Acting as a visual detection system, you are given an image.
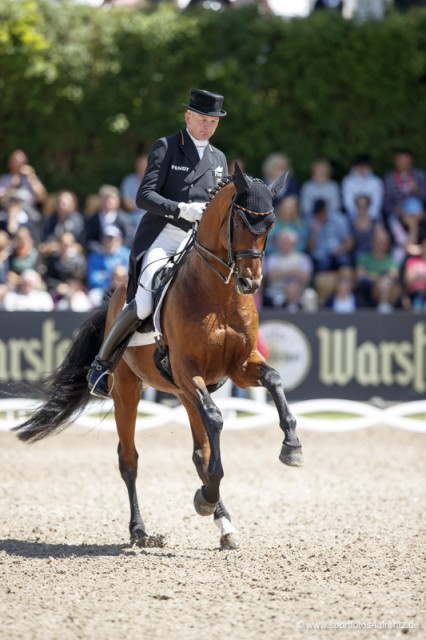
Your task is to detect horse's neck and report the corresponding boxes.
[181,182,238,298]
[196,183,235,258]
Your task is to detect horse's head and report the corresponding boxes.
[196,163,287,294]
[230,162,286,294]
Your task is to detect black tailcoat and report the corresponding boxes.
[127,128,227,300]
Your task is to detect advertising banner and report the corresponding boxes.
[260,310,426,401]
[0,310,424,401]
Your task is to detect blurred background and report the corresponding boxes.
[1,0,425,196]
[1,0,426,402]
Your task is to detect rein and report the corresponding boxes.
[194,196,267,284]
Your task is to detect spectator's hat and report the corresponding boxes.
[402,197,423,215]
[183,89,227,117]
[103,225,122,238]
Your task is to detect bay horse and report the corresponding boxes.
[13,164,303,550]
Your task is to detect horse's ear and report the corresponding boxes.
[268,171,289,198]
[233,161,250,193]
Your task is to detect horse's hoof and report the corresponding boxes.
[130,528,149,547]
[194,488,217,516]
[220,533,240,550]
[279,444,304,467]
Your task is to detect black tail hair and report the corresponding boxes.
[12,305,108,443]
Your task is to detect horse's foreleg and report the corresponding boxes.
[213,498,238,550]
[180,395,239,549]
[112,357,148,546]
[233,354,304,467]
[178,376,224,507]
[192,384,224,507]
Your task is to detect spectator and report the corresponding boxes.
[263,229,313,307]
[41,190,84,247]
[387,196,425,265]
[383,148,426,218]
[307,198,353,272]
[401,237,426,310]
[0,149,47,208]
[0,230,11,302]
[2,269,54,311]
[85,184,133,251]
[109,264,128,294]
[302,287,319,312]
[341,154,384,221]
[280,276,306,313]
[8,227,39,285]
[44,231,87,294]
[266,195,307,256]
[0,189,40,241]
[120,154,148,231]
[324,267,359,313]
[350,194,378,260]
[356,224,400,312]
[54,278,93,312]
[87,225,131,306]
[299,158,341,220]
[262,152,299,203]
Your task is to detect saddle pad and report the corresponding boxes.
[127,278,173,347]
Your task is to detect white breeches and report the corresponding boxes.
[135,223,191,319]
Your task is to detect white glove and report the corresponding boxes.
[178,202,207,223]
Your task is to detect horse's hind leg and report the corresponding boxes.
[112,357,148,546]
[180,395,239,550]
[233,355,304,467]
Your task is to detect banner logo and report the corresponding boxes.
[260,321,311,391]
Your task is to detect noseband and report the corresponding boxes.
[194,196,271,284]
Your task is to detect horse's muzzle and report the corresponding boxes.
[236,276,262,295]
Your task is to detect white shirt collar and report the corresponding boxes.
[186,129,209,158]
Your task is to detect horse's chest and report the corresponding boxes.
[207,324,252,360]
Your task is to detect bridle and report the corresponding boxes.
[194,195,272,284]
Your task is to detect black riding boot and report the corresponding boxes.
[87,300,141,399]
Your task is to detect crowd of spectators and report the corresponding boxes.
[1,146,426,314]
[261,149,426,313]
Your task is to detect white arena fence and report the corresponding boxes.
[1,393,426,433]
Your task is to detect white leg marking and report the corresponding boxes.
[214,516,237,536]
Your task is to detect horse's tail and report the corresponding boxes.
[12,304,108,443]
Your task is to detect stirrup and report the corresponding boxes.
[88,365,115,399]
[89,371,114,400]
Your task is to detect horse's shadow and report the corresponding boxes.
[0,538,130,558]
[0,538,213,559]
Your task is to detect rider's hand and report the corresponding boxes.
[178,202,207,223]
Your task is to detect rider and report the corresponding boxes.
[87,89,228,398]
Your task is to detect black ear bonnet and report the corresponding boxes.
[234,178,275,234]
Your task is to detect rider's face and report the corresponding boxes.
[185,111,219,141]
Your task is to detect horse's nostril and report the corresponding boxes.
[237,277,260,294]
[237,277,249,287]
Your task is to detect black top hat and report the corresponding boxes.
[183,89,227,117]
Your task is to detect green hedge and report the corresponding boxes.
[1,0,426,196]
